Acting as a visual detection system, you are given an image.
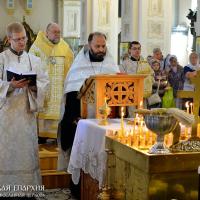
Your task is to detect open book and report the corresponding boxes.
[7,69,37,86]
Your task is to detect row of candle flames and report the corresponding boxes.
[108,102,196,150]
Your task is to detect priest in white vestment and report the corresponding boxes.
[0,22,49,197]
[57,32,119,198]
[57,32,119,173]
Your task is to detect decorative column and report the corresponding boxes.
[80,0,92,45]
[80,0,118,62]
[121,0,172,57]
[139,0,173,57]
[121,0,139,42]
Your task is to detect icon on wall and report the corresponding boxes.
[6,0,15,15]
[25,0,33,14]
[63,1,81,37]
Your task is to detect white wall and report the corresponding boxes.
[121,0,139,42]
[178,0,191,26]
[0,0,57,39]
[80,0,93,45]
[92,0,119,62]
[171,0,193,66]
[138,0,173,57]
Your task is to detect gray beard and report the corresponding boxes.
[48,38,60,44]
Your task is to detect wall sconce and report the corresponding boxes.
[6,0,15,15]
[25,0,33,14]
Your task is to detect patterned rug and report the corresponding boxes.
[36,188,78,200]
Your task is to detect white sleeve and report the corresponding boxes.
[29,55,49,111]
[36,58,49,111]
[0,54,10,108]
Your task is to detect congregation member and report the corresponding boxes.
[152,48,165,70]
[149,59,168,108]
[167,55,185,108]
[182,52,200,110]
[183,52,200,91]
[152,48,171,73]
[29,22,73,143]
[0,22,49,198]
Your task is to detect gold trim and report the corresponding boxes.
[39,132,57,138]
[38,114,59,120]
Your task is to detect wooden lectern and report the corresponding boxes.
[78,74,146,118]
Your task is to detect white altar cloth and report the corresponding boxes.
[67,119,126,187]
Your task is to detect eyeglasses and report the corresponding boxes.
[131,47,141,50]
[11,36,27,43]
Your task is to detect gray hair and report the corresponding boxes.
[46,22,59,32]
[6,22,25,37]
[153,47,161,54]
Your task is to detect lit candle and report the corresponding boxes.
[185,101,189,114]
[198,123,200,137]
[120,106,124,137]
[139,125,146,149]
[144,126,149,147]
[130,128,134,136]
[139,101,143,108]
[125,130,129,145]
[134,114,138,130]
[104,97,107,103]
[133,128,139,147]
[181,123,187,141]
[190,102,193,114]
[148,130,153,147]
[104,97,108,109]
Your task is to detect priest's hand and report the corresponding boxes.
[10,78,29,88]
[28,85,37,92]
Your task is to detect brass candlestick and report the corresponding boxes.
[111,189,125,200]
[99,98,111,125]
[97,187,111,200]
[119,107,125,137]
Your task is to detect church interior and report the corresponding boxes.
[1,0,200,200]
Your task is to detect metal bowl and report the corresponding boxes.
[144,114,178,154]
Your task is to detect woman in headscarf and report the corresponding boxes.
[167,55,184,108]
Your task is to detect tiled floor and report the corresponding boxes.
[36,188,78,200]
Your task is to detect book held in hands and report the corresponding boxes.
[7,69,37,86]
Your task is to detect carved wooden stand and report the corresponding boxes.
[78,74,146,119]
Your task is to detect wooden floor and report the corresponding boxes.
[39,143,71,189]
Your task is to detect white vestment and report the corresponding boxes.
[0,49,49,196]
[64,46,119,94]
[57,46,119,171]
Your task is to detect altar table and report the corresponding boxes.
[67,118,127,188]
[68,119,200,200]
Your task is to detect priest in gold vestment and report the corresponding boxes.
[29,22,74,140]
